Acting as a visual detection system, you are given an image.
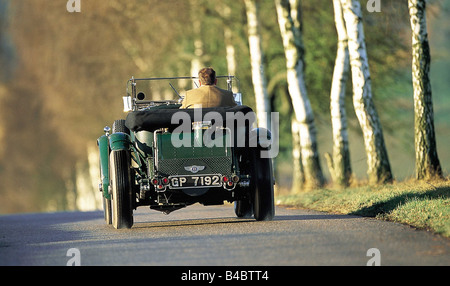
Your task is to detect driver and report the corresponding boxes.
[180,67,237,109]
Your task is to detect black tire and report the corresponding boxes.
[251,149,275,221]
[112,119,129,134]
[234,198,253,218]
[110,150,134,229]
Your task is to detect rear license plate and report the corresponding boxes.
[169,175,222,189]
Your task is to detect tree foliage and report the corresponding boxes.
[0,0,417,213]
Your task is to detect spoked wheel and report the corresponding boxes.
[110,149,134,229]
[250,148,275,221]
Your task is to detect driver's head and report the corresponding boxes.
[198,67,217,86]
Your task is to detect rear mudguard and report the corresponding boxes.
[97,132,131,199]
[109,132,131,152]
[97,134,110,199]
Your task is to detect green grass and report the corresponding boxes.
[276,180,450,238]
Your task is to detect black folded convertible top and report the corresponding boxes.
[125,105,255,132]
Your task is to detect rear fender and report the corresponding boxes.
[109,132,131,151]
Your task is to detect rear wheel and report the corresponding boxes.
[113,119,129,134]
[103,196,112,225]
[110,149,134,229]
[251,149,274,221]
[234,198,253,218]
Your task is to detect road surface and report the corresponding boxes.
[0,204,449,266]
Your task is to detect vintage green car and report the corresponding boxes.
[97,76,275,229]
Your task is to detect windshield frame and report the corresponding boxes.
[124,76,241,112]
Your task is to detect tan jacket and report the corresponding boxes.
[180,85,237,109]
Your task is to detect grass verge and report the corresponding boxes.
[276,179,450,238]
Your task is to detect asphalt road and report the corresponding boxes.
[0,204,449,266]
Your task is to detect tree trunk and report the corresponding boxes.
[75,143,103,211]
[190,0,204,87]
[244,0,271,129]
[408,0,442,180]
[275,0,324,189]
[327,0,351,187]
[221,2,240,95]
[222,3,235,75]
[291,119,305,192]
[340,0,392,184]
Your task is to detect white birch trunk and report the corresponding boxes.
[408,0,442,179]
[275,0,324,189]
[75,144,102,211]
[190,0,204,87]
[223,4,236,75]
[291,119,305,192]
[225,26,236,77]
[222,2,239,94]
[340,0,392,184]
[244,0,270,129]
[327,0,351,187]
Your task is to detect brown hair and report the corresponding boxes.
[198,67,216,85]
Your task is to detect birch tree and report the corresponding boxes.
[325,0,351,187]
[340,0,392,184]
[222,2,236,77]
[291,118,305,191]
[275,0,324,189]
[408,0,442,179]
[244,0,270,129]
[190,0,205,85]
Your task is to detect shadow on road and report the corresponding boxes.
[131,213,355,229]
[132,217,253,229]
[274,214,355,221]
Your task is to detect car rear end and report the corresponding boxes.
[151,124,239,197]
